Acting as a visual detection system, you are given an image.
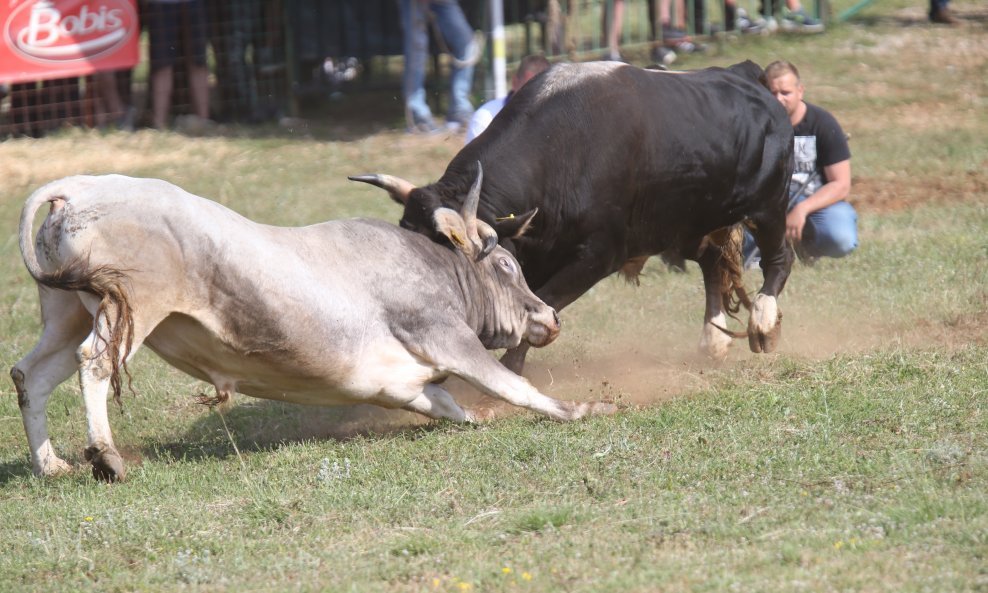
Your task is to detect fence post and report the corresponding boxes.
[283,0,299,118]
[491,0,508,99]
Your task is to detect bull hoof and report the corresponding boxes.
[464,407,498,423]
[749,321,782,353]
[570,400,620,420]
[37,456,73,478]
[748,294,782,354]
[84,444,126,483]
[587,401,619,417]
[700,316,733,361]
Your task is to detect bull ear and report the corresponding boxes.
[494,208,538,239]
[347,173,416,205]
[433,207,476,258]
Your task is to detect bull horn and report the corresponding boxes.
[476,220,499,260]
[347,173,416,205]
[460,162,496,260]
[461,161,483,236]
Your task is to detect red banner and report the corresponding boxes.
[1,0,139,84]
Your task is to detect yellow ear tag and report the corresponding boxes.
[449,230,466,247]
[495,213,516,222]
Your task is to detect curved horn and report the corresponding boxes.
[461,161,483,238]
[347,174,416,205]
[476,220,499,260]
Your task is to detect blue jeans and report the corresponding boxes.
[399,0,475,125]
[930,0,950,16]
[745,193,858,263]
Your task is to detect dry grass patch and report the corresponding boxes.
[0,130,243,191]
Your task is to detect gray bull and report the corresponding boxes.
[11,171,614,482]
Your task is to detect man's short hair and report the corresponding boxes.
[516,54,551,80]
[764,60,801,83]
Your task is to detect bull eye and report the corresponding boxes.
[498,256,516,275]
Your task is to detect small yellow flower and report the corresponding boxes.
[800,490,809,497]
[84,516,94,522]
[833,540,844,550]
[521,572,533,581]
[457,583,473,591]
[433,578,441,588]
[502,567,512,574]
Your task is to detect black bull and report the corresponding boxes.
[351,60,795,372]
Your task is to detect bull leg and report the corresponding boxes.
[445,334,616,421]
[11,288,91,477]
[77,326,126,482]
[401,383,472,422]
[748,218,792,353]
[502,238,622,374]
[693,232,740,361]
[76,298,159,482]
[499,343,531,375]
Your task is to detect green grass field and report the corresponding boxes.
[1,3,986,591]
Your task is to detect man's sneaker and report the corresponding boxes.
[174,114,217,135]
[650,45,677,67]
[108,106,136,132]
[930,6,960,25]
[445,111,473,133]
[661,25,689,41]
[781,8,825,33]
[669,39,706,54]
[735,8,767,34]
[660,26,693,49]
[407,117,442,135]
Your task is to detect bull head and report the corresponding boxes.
[349,162,499,261]
[433,163,499,261]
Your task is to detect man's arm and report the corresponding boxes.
[465,109,495,144]
[786,158,851,242]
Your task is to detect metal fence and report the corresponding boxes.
[1,0,292,136]
[0,0,822,138]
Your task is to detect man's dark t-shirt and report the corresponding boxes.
[791,102,850,197]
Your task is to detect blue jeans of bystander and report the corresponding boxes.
[399,0,475,127]
[744,193,858,266]
[791,193,858,258]
[929,0,950,17]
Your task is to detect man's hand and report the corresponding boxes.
[786,159,851,244]
[786,204,809,242]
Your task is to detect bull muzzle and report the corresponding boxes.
[526,307,560,348]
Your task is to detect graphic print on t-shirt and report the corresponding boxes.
[791,135,821,197]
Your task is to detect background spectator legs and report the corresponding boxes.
[210,0,263,123]
[399,0,475,132]
[148,0,211,130]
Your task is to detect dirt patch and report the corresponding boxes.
[852,170,988,214]
[180,299,988,449]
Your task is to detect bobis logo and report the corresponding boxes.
[4,0,138,63]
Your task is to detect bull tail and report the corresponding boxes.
[719,224,752,321]
[19,185,136,407]
[18,183,62,285]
